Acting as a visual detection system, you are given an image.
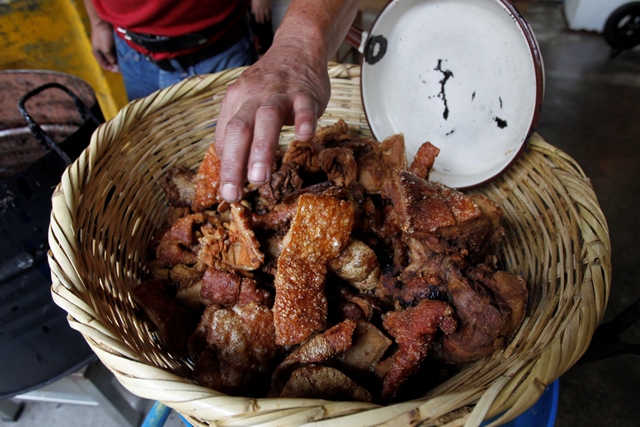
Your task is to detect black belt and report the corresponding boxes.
[117,2,246,53]
[150,22,249,72]
[116,3,249,72]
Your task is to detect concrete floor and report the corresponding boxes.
[522,2,640,427]
[2,1,639,426]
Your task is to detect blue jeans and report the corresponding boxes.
[114,32,256,100]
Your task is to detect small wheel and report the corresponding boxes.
[603,2,640,50]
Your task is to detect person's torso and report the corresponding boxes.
[93,0,244,37]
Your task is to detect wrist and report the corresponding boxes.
[272,20,331,68]
[91,17,112,31]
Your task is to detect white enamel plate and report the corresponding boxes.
[358,0,544,188]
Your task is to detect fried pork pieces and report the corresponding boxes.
[136,120,528,403]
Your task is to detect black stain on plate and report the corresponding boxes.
[471,91,476,101]
[494,117,508,129]
[499,97,503,109]
[446,129,455,136]
[434,59,454,120]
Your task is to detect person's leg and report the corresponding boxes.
[113,35,162,100]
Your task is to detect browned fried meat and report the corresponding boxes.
[155,213,207,267]
[409,141,440,180]
[272,194,355,346]
[328,238,381,292]
[257,162,304,209]
[139,121,529,403]
[379,133,408,172]
[280,365,372,401]
[132,280,199,357]
[251,201,298,232]
[354,133,407,194]
[269,319,357,396]
[383,170,504,261]
[376,299,457,401]
[170,263,206,310]
[219,202,264,270]
[192,144,222,212]
[435,261,528,364]
[199,267,272,307]
[318,147,358,187]
[193,302,279,396]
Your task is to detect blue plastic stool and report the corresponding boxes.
[484,379,559,427]
[142,401,192,427]
[142,379,559,427]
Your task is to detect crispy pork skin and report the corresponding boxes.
[409,141,440,180]
[280,365,372,402]
[193,302,278,396]
[140,122,530,402]
[272,194,355,346]
[192,144,221,212]
[269,319,357,396]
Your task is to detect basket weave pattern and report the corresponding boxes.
[48,64,611,426]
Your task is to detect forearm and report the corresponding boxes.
[83,0,106,27]
[83,0,119,72]
[273,0,360,64]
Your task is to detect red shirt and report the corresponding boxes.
[93,0,246,59]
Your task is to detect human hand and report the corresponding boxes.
[91,21,120,73]
[214,38,330,202]
[251,0,272,24]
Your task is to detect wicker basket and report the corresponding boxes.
[48,64,611,427]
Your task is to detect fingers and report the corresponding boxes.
[217,93,320,202]
[217,95,290,201]
[218,104,257,202]
[215,55,331,203]
[247,96,290,184]
[94,50,120,73]
[102,50,120,73]
[292,95,319,142]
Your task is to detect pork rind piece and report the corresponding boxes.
[269,319,357,396]
[328,238,381,292]
[193,302,278,396]
[409,141,440,180]
[273,194,355,346]
[339,321,392,374]
[199,267,272,307]
[280,365,372,402]
[220,202,264,270]
[192,144,221,212]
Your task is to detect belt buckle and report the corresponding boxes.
[116,27,131,41]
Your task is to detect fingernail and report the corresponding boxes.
[299,122,313,136]
[221,183,240,201]
[248,162,268,183]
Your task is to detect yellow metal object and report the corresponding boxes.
[0,0,127,119]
